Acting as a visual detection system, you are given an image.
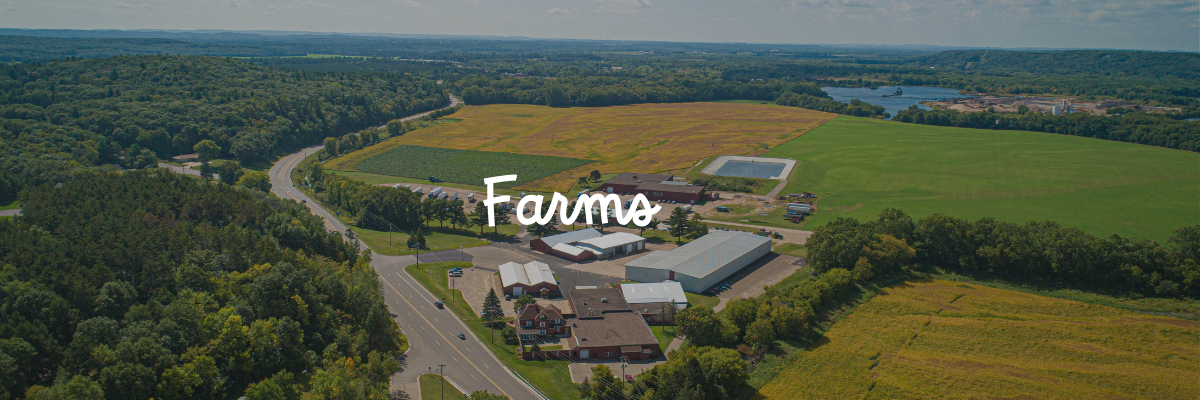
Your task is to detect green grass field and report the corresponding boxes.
[357,145,594,189]
[738,116,1199,242]
[326,170,525,196]
[406,262,579,400]
[649,325,679,351]
[0,200,19,210]
[420,374,468,400]
[351,221,519,256]
[685,292,720,309]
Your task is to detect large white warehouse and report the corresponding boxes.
[624,231,772,293]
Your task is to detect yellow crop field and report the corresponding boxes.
[756,280,1200,400]
[329,103,835,191]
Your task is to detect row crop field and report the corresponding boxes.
[756,279,1200,399]
[356,145,593,188]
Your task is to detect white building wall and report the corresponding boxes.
[678,240,772,292]
[625,266,671,283]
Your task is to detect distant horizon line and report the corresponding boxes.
[1,27,1192,53]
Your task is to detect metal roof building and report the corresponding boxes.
[499,261,559,296]
[619,281,687,305]
[624,231,771,293]
[575,232,647,259]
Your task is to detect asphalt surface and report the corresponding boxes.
[269,96,542,400]
[157,163,218,180]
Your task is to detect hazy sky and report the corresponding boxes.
[4,0,1198,51]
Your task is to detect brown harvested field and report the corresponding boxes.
[329,102,835,191]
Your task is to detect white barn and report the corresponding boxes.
[624,231,771,293]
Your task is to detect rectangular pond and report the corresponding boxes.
[713,160,788,179]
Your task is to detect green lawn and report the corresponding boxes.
[351,226,492,256]
[649,325,679,351]
[0,200,19,210]
[327,170,524,196]
[406,262,580,400]
[772,243,807,258]
[685,292,719,309]
[733,116,1200,242]
[420,374,468,400]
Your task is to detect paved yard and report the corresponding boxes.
[713,253,807,311]
[568,357,667,383]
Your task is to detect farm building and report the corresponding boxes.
[531,228,601,252]
[499,261,559,297]
[564,288,661,360]
[624,231,772,293]
[619,281,688,323]
[596,172,711,203]
[574,232,647,259]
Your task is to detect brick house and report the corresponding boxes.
[514,304,568,341]
[563,288,662,361]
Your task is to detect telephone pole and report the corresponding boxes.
[437,364,447,400]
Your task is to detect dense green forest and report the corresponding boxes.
[0,36,283,62]
[0,55,448,202]
[454,75,827,107]
[893,106,1200,151]
[909,49,1200,80]
[0,171,403,399]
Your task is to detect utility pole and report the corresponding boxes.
[620,356,629,388]
[437,364,447,400]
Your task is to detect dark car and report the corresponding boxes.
[434,301,444,309]
[458,333,466,340]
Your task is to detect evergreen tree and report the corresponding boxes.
[667,207,690,242]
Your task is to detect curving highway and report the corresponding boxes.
[268,95,543,400]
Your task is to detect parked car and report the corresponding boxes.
[505,294,511,301]
[716,206,730,212]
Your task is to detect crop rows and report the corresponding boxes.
[357,145,593,188]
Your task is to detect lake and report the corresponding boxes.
[821,86,974,118]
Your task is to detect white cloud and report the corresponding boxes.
[547,7,572,15]
[222,0,252,9]
[595,0,653,14]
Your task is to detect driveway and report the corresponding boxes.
[0,209,19,217]
[713,253,807,311]
[568,357,667,383]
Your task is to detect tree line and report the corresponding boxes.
[774,91,888,117]
[893,106,1200,152]
[454,75,827,108]
[0,54,449,203]
[806,209,1200,299]
[0,170,406,399]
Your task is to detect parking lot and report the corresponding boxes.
[458,244,623,316]
[710,253,807,311]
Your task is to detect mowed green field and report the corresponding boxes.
[758,116,1199,242]
[356,145,593,188]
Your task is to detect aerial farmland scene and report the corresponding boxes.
[0,2,1197,400]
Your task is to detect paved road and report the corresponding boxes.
[269,96,542,400]
[158,163,218,180]
[0,209,20,217]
